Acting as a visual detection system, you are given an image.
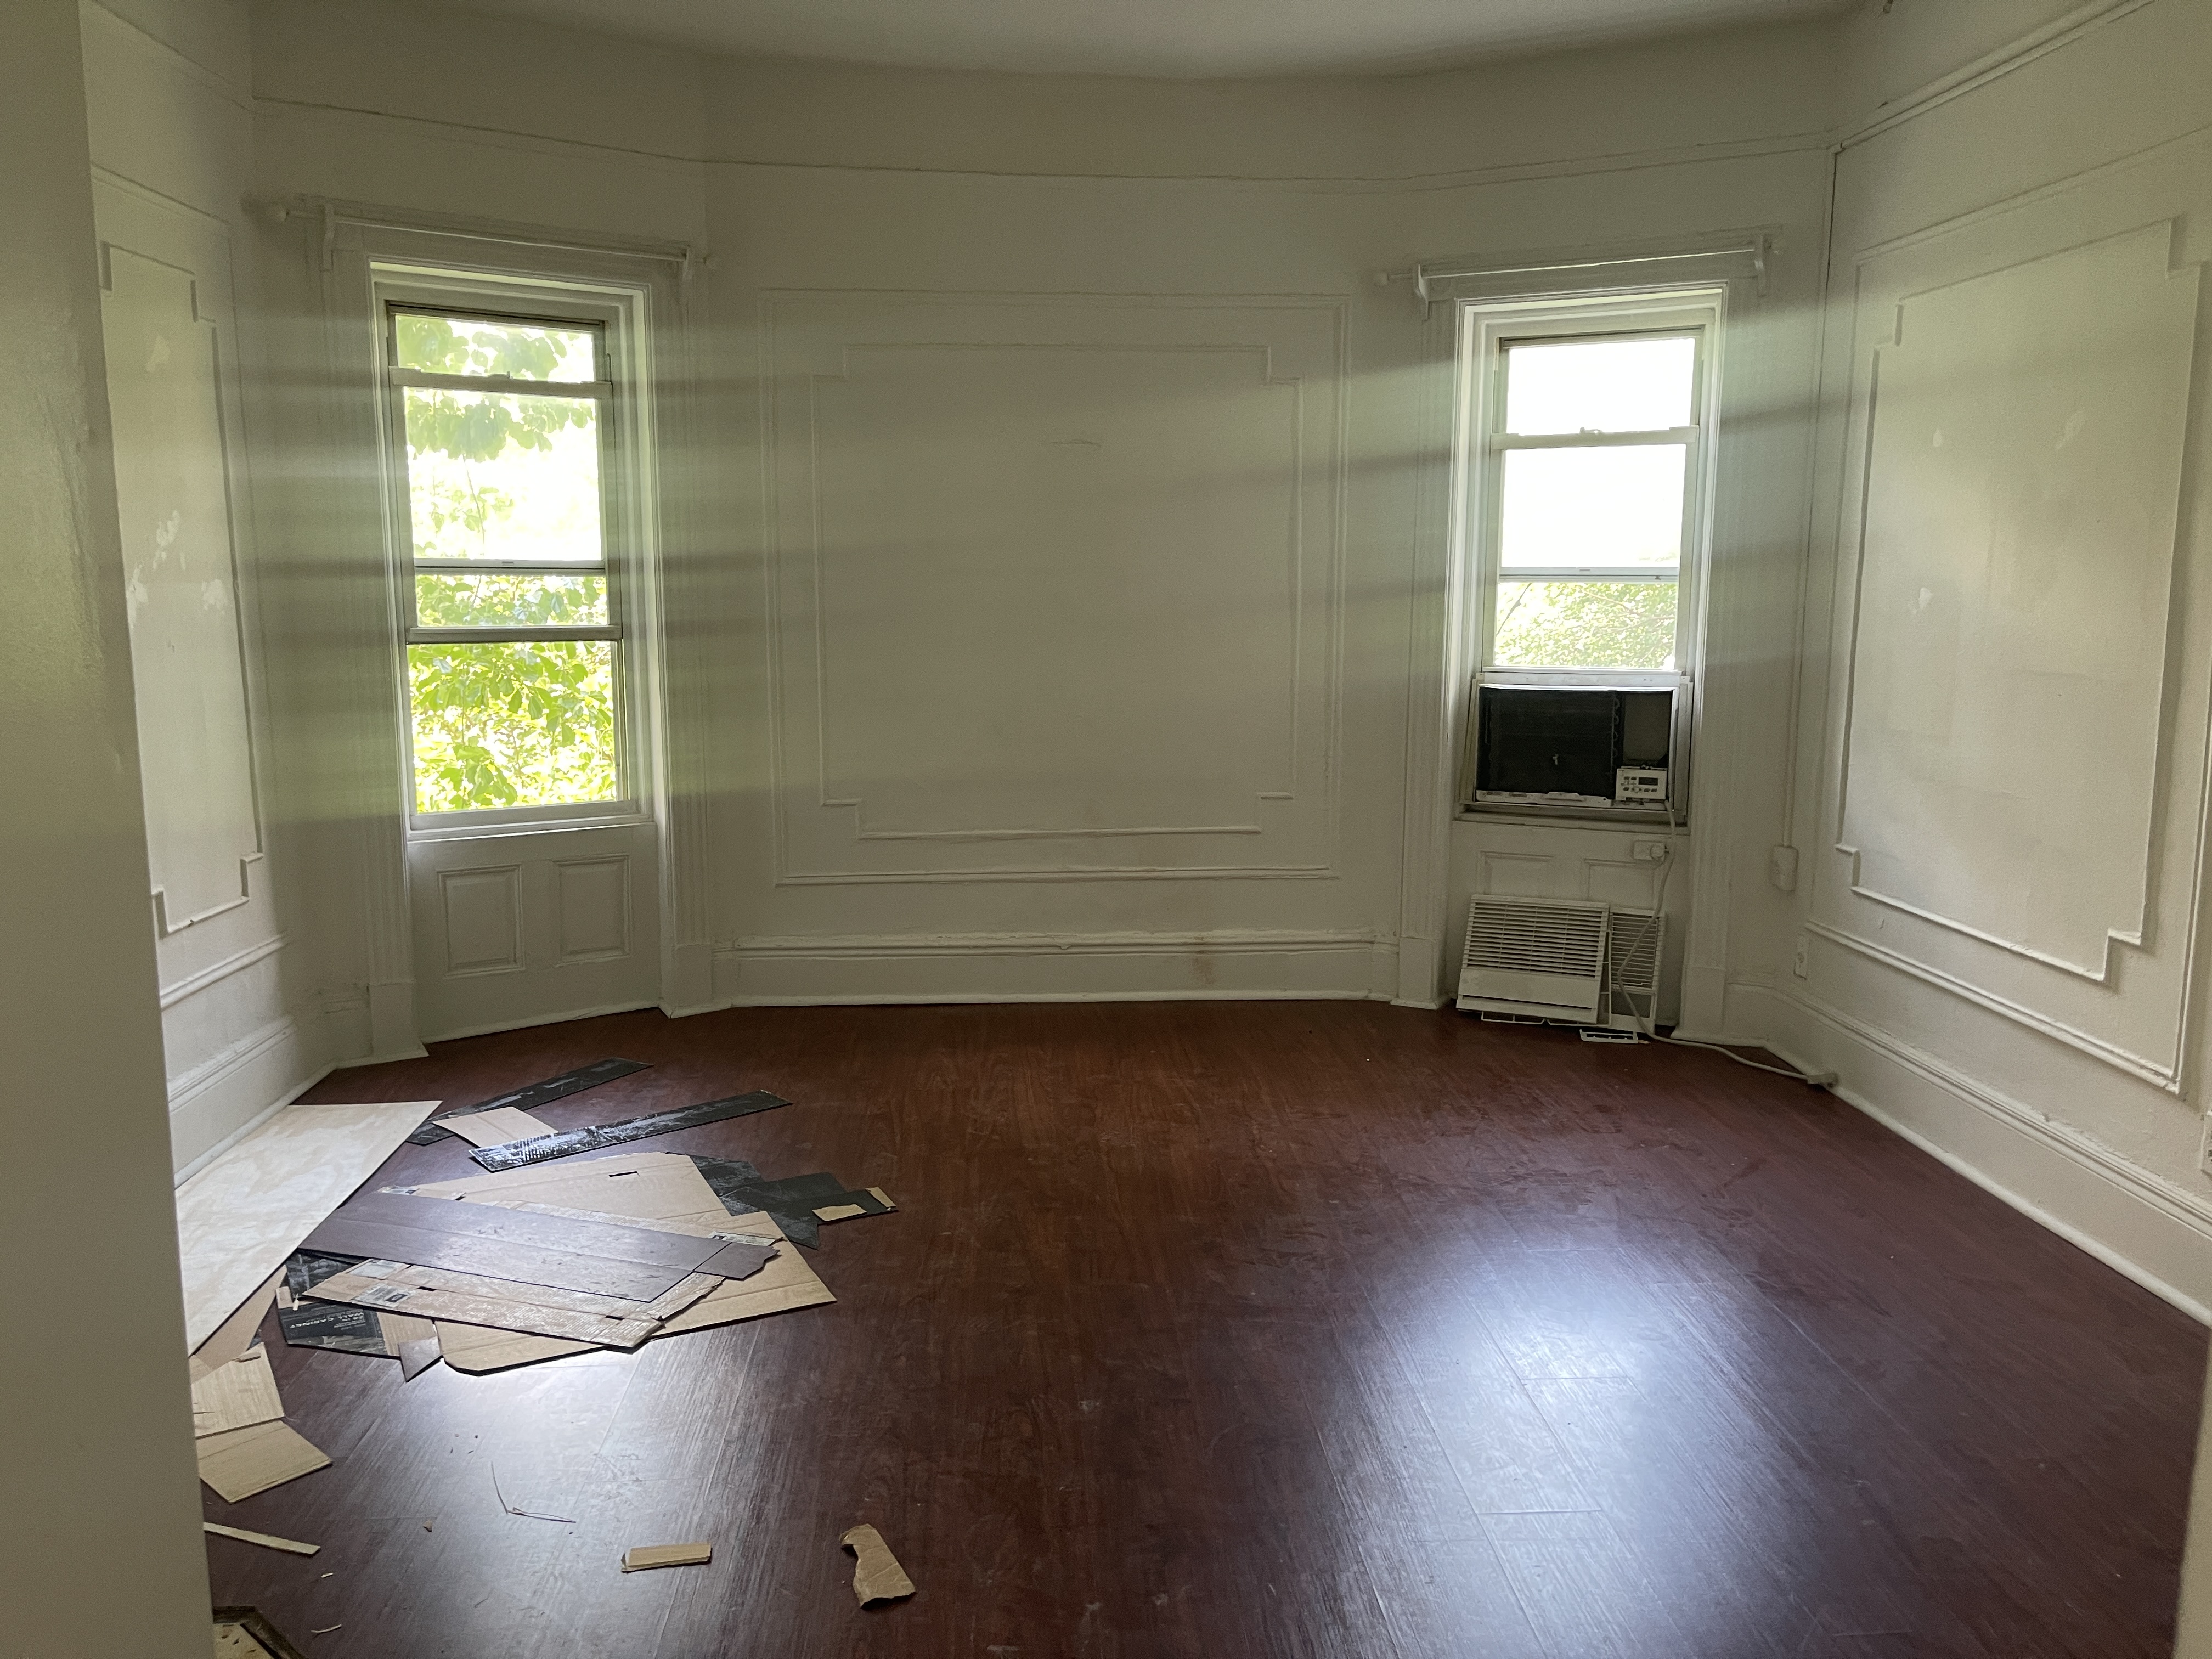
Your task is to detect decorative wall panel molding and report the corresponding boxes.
[1836,222,2198,978]
[763,292,1346,884]
[1814,135,2212,1089]
[438,866,523,977]
[556,855,631,961]
[99,243,266,935]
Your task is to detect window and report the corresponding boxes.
[381,297,631,819]
[1466,295,1718,681]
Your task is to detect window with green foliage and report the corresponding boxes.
[386,305,624,815]
[1481,329,1703,673]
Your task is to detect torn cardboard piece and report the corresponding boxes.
[192,1347,285,1438]
[177,1099,440,1352]
[812,1187,897,1223]
[398,1337,441,1381]
[840,1525,916,1606]
[190,1270,284,1381]
[198,1420,331,1503]
[205,1522,319,1556]
[406,1058,649,1144]
[441,1107,557,1149]
[621,1542,713,1572]
[469,1090,790,1173]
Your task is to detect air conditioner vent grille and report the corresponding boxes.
[1463,899,1607,977]
[1607,907,1663,995]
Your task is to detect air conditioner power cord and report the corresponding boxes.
[1617,801,1836,1087]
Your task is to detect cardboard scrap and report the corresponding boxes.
[191,1347,285,1438]
[840,1525,915,1606]
[441,1107,557,1149]
[409,1156,833,1374]
[398,1338,441,1381]
[620,1542,713,1572]
[814,1187,897,1223]
[198,1420,330,1503]
[205,1522,319,1556]
[379,1311,439,1355]
[190,1271,283,1381]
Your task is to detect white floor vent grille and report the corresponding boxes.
[1456,896,1609,1023]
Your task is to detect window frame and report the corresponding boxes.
[369,267,651,833]
[1452,286,1726,820]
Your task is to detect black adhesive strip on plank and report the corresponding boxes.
[277,1300,388,1356]
[300,1189,731,1301]
[469,1090,791,1173]
[407,1058,651,1144]
[689,1156,819,1249]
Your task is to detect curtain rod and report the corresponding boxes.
[1379,238,1766,310]
[267,198,699,277]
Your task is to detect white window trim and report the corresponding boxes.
[1451,285,1728,820]
[368,263,659,836]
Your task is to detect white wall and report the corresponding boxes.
[1747,0,2212,1318]
[83,0,337,1172]
[244,0,1833,1019]
[0,1,212,1647]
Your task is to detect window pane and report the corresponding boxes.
[1504,335,1695,435]
[1499,446,1685,572]
[404,387,603,562]
[416,571,607,628]
[1494,580,1678,670]
[408,640,619,812]
[393,312,597,382]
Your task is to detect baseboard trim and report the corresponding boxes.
[168,1012,335,1182]
[1736,983,2212,1326]
[713,929,1389,1006]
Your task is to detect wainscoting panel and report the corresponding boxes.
[1813,135,2212,1087]
[100,242,262,935]
[763,292,1346,885]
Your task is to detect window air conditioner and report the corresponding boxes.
[1456,896,1609,1024]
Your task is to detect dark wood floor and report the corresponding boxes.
[204,1002,2205,1657]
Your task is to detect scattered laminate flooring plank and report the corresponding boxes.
[205,1522,320,1556]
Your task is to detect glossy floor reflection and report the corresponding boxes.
[203,1002,2204,1657]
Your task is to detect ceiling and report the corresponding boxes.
[448,0,1851,79]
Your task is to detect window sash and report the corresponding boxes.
[1477,320,1706,670]
[385,305,622,647]
[380,295,636,821]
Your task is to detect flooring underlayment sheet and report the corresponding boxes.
[175,1099,438,1351]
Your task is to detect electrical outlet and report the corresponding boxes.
[1632,840,1669,862]
[1792,932,1810,979]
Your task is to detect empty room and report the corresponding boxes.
[10,0,2212,1653]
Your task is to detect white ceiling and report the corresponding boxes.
[449,0,1850,79]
